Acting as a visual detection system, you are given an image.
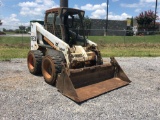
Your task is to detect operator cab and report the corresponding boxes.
[45,8,86,47]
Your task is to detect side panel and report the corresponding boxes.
[31,22,71,68]
[30,23,38,50]
[86,39,97,46]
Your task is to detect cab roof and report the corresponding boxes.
[45,7,85,14]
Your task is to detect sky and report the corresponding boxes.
[0,0,160,29]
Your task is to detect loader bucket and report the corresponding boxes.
[56,57,131,102]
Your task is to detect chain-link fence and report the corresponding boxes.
[0,28,160,45]
[85,29,160,44]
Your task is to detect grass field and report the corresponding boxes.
[88,35,160,57]
[0,35,160,60]
[88,35,160,44]
[0,36,30,60]
[0,36,30,44]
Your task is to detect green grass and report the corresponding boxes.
[0,35,160,60]
[0,47,29,60]
[0,36,30,44]
[100,45,160,57]
[88,35,160,44]
[88,35,160,57]
[0,36,30,60]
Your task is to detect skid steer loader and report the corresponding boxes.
[27,0,131,102]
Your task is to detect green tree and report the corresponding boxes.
[26,26,31,32]
[19,25,26,33]
[131,17,134,27]
[19,25,25,30]
[3,28,6,32]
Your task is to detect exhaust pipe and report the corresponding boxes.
[60,0,68,7]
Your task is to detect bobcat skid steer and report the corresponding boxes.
[27,2,131,102]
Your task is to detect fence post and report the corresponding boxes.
[21,30,23,44]
[124,29,126,44]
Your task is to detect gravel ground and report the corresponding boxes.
[0,57,160,120]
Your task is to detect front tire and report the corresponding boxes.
[42,55,62,85]
[27,50,43,75]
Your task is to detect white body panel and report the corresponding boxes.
[86,39,97,46]
[31,23,39,50]
[30,22,71,67]
[30,22,98,68]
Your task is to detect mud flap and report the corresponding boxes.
[56,57,131,102]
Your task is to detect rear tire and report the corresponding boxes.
[27,50,43,75]
[42,55,62,85]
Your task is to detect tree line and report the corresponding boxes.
[2,25,31,34]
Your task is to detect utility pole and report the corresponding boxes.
[105,0,109,36]
[154,0,158,31]
[0,20,1,25]
[0,1,2,28]
[0,1,2,25]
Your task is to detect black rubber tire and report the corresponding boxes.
[42,55,62,85]
[27,50,43,75]
[90,60,97,66]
